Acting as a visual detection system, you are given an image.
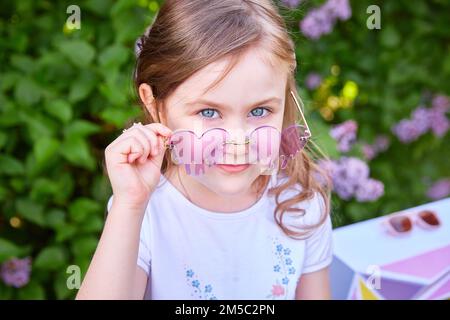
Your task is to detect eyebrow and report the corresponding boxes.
[185,97,282,110]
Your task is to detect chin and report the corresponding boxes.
[200,164,260,196]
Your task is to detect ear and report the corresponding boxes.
[138,83,166,124]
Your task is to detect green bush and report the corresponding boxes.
[0,0,448,299]
[0,0,157,299]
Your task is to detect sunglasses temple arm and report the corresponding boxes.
[290,90,312,138]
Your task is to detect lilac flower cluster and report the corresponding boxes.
[392,94,450,143]
[281,0,302,8]
[362,135,391,161]
[426,178,450,200]
[330,120,358,152]
[305,72,323,90]
[318,157,384,202]
[300,0,352,40]
[0,257,32,288]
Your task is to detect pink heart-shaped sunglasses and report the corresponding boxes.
[161,91,311,175]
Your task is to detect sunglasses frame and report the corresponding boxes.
[381,209,441,236]
[162,90,311,150]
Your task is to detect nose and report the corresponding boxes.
[221,127,251,165]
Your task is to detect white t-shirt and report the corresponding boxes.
[106,173,333,300]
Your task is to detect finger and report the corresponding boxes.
[136,126,159,158]
[108,136,145,164]
[114,126,152,162]
[131,127,153,163]
[144,123,172,137]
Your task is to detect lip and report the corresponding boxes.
[215,164,250,173]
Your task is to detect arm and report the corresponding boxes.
[76,200,148,300]
[295,267,332,300]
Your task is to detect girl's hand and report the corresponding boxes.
[105,122,172,210]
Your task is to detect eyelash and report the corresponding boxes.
[197,107,272,119]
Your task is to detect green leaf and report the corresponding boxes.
[34,247,67,271]
[0,72,20,91]
[100,106,141,127]
[55,224,77,243]
[0,238,27,262]
[44,99,73,123]
[17,281,45,300]
[78,214,104,233]
[10,54,35,73]
[16,198,46,226]
[69,197,102,223]
[58,40,96,68]
[59,137,96,170]
[99,82,127,106]
[44,209,66,229]
[98,44,129,68]
[63,120,101,140]
[380,26,400,48]
[0,284,14,300]
[14,77,41,106]
[30,178,60,202]
[33,137,60,168]
[0,155,25,175]
[71,236,99,259]
[54,271,75,300]
[68,70,97,103]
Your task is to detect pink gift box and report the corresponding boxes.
[330,197,450,300]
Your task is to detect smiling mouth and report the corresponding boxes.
[215,164,250,173]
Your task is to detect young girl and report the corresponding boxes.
[77,0,333,300]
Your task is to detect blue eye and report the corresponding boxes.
[199,108,219,118]
[249,107,270,117]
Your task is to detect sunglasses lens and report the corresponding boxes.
[168,129,227,165]
[389,216,412,233]
[249,126,281,162]
[418,210,440,226]
[279,124,309,168]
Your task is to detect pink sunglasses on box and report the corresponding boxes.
[161,91,311,176]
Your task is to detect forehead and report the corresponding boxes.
[170,47,288,107]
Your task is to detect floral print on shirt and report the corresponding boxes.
[266,236,298,299]
[183,264,218,300]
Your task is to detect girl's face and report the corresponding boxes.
[153,47,287,197]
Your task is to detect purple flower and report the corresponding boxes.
[432,94,450,113]
[300,8,334,40]
[426,178,450,200]
[300,0,352,40]
[323,0,352,21]
[429,107,449,137]
[374,135,390,152]
[362,143,377,161]
[411,106,431,135]
[315,159,336,187]
[355,178,385,202]
[363,135,391,161]
[318,156,383,202]
[338,157,369,183]
[331,157,368,200]
[281,0,302,8]
[333,178,356,200]
[0,257,32,288]
[392,97,449,143]
[392,119,422,143]
[305,72,322,90]
[330,120,358,152]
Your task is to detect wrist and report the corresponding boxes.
[111,196,150,215]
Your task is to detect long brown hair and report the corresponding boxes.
[133,0,333,239]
